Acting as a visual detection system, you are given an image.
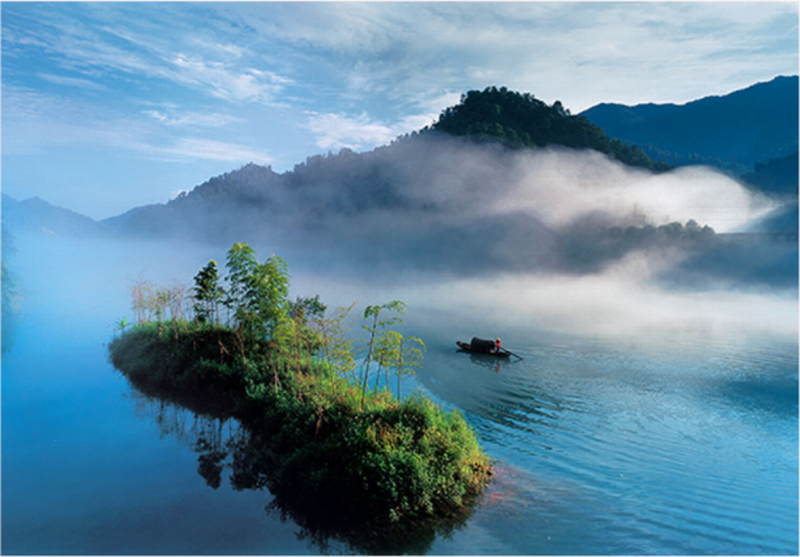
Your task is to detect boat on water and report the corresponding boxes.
[456,337,511,358]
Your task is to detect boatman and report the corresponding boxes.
[495,338,502,353]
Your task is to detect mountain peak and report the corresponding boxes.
[429,86,670,171]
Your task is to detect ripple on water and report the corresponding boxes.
[421,333,798,555]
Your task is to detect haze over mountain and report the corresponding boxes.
[2,195,104,238]
[4,81,796,288]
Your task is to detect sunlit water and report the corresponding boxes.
[3,235,797,554]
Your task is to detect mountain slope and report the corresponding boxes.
[580,75,799,173]
[430,86,670,171]
[740,152,799,197]
[2,194,103,237]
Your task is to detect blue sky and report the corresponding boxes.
[2,2,797,219]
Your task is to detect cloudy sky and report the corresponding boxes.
[2,2,797,219]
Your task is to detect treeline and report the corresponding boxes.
[110,243,491,527]
[740,152,799,198]
[430,86,671,171]
[558,219,717,273]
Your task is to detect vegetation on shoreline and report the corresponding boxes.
[109,242,492,532]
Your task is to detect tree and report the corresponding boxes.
[276,294,328,365]
[130,276,154,325]
[319,302,357,381]
[396,335,425,401]
[193,260,222,324]
[225,243,259,327]
[225,243,290,345]
[372,330,402,394]
[360,301,406,409]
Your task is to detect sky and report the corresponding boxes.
[2,1,798,220]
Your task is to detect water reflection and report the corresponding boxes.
[458,351,524,374]
[419,346,569,451]
[127,387,480,555]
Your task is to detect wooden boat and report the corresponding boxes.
[456,340,511,358]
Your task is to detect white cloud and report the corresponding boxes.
[226,2,796,112]
[2,85,271,165]
[141,108,241,128]
[38,73,107,91]
[305,108,445,152]
[145,137,273,165]
[305,112,397,151]
[4,4,292,106]
[169,53,289,103]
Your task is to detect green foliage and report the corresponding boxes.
[114,316,129,335]
[112,319,492,523]
[193,259,223,324]
[318,302,358,380]
[397,335,426,400]
[431,86,671,172]
[225,242,290,346]
[361,300,407,409]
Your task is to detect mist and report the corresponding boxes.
[6,134,796,354]
[230,136,788,290]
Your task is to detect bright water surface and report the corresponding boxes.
[3,236,797,554]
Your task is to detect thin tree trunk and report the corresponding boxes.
[361,313,379,410]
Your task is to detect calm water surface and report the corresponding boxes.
[3,237,797,554]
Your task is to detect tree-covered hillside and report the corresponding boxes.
[740,152,799,198]
[580,75,799,173]
[430,86,671,172]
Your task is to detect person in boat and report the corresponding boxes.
[494,338,502,354]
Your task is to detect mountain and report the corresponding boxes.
[740,152,799,198]
[104,163,285,240]
[580,75,799,174]
[2,194,103,237]
[430,86,670,171]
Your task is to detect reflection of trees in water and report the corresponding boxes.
[131,394,243,491]
[129,389,479,554]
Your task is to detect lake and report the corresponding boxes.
[2,234,797,554]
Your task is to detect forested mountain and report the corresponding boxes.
[104,86,677,242]
[740,152,799,197]
[430,86,671,171]
[580,75,799,174]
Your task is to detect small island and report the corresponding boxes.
[109,242,492,533]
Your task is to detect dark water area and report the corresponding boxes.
[2,234,797,554]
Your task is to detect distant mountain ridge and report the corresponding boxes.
[2,194,103,237]
[580,75,799,173]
